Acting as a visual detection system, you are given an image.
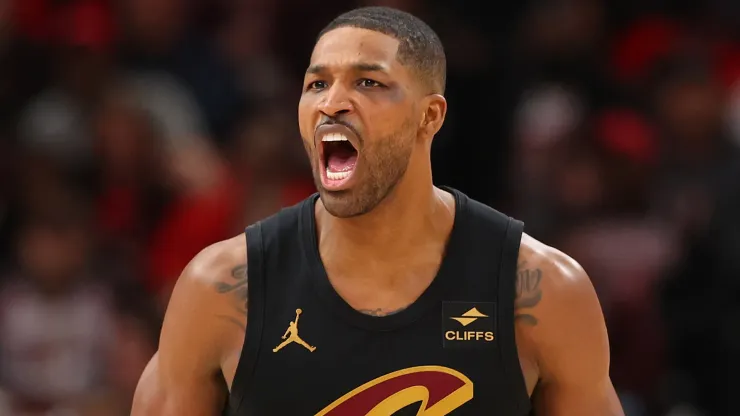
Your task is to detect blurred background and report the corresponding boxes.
[0,0,738,414]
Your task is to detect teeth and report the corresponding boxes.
[322,133,349,142]
[326,169,351,180]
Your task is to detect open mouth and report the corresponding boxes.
[323,134,358,178]
[319,132,359,190]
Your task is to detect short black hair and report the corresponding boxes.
[317,7,446,94]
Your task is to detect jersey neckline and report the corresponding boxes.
[300,186,468,331]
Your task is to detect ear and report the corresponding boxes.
[419,94,447,140]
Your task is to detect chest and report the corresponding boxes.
[221,329,538,404]
[226,285,532,415]
[322,251,448,311]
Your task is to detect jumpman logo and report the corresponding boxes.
[273,308,317,353]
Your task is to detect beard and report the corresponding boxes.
[307,121,415,218]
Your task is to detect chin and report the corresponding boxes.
[318,188,376,218]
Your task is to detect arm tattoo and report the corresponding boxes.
[358,306,408,317]
[515,262,543,326]
[214,264,248,331]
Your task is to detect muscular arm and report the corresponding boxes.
[131,237,248,416]
[516,235,624,416]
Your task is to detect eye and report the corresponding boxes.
[358,79,384,88]
[307,80,327,91]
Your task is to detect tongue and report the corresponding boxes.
[327,147,357,173]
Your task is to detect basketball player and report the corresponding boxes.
[132,7,624,415]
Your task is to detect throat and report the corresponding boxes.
[317,186,455,254]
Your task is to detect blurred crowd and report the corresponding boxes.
[0,0,738,415]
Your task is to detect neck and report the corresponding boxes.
[316,167,453,261]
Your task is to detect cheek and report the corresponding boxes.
[366,130,413,165]
[372,102,415,131]
[367,113,416,144]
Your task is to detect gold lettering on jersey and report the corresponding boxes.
[445,306,494,343]
[445,330,495,342]
[315,366,473,416]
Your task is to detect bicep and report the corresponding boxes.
[132,353,225,416]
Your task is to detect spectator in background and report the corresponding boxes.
[114,0,221,179]
[661,161,740,416]
[17,151,80,227]
[508,84,585,239]
[17,0,115,170]
[120,71,213,159]
[215,0,294,105]
[650,52,740,238]
[546,136,606,227]
[118,0,248,144]
[92,85,170,277]
[145,108,315,305]
[144,139,239,305]
[0,191,115,415]
[557,109,679,414]
[88,81,226,306]
[200,0,298,143]
[657,53,740,416]
[228,109,315,226]
[117,0,189,60]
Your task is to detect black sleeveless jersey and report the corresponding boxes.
[224,188,531,415]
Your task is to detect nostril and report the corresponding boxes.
[320,108,351,118]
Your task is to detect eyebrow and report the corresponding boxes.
[306,62,388,75]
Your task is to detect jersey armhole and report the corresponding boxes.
[226,223,266,414]
[496,218,532,414]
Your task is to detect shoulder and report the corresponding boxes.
[166,232,249,337]
[160,234,249,363]
[187,234,248,275]
[515,233,609,379]
[517,233,594,310]
[176,234,248,292]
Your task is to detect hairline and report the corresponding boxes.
[316,24,444,95]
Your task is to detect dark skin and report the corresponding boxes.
[132,27,623,415]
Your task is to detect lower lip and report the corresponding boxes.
[320,166,357,191]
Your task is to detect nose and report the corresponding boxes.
[319,84,353,117]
